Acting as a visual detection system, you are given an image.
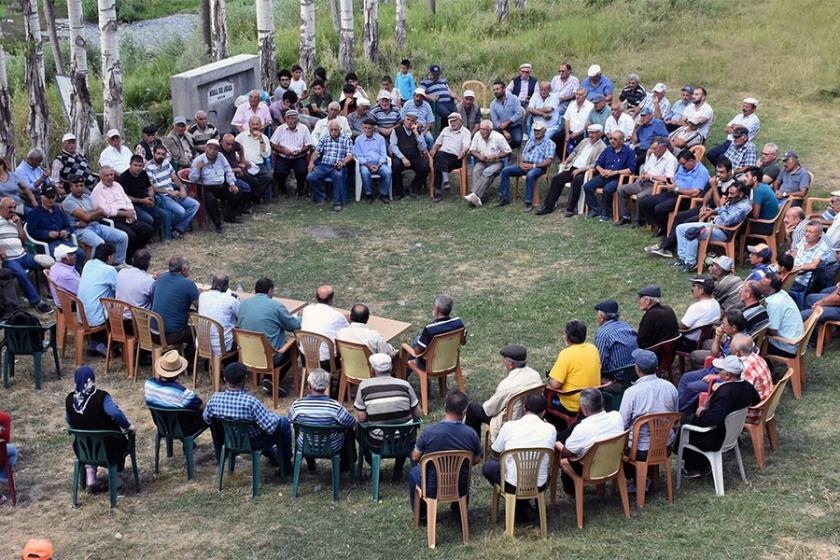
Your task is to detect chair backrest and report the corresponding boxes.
[55,287,89,330]
[503,385,545,422]
[295,330,336,371]
[628,412,680,462]
[68,428,125,466]
[216,418,254,453]
[755,368,793,424]
[0,322,45,354]
[720,408,750,452]
[690,144,706,162]
[358,419,421,458]
[647,335,680,377]
[462,80,488,107]
[101,298,132,343]
[43,269,62,308]
[772,198,793,237]
[683,322,716,348]
[233,328,274,373]
[499,447,552,497]
[131,306,168,349]
[780,271,799,292]
[418,450,473,501]
[336,339,373,383]
[797,306,824,357]
[292,421,346,458]
[581,431,629,481]
[750,324,768,350]
[425,328,465,374]
[148,405,197,439]
[191,312,226,358]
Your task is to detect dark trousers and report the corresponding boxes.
[164,328,196,369]
[542,167,585,211]
[464,401,492,438]
[274,155,308,196]
[112,218,154,263]
[239,167,271,203]
[432,152,462,193]
[392,156,430,197]
[583,174,621,219]
[661,207,701,250]
[639,191,678,233]
[203,184,244,227]
[707,141,731,166]
[482,459,549,493]
[634,147,648,174]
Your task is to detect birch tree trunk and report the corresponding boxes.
[98,0,123,133]
[209,0,230,62]
[495,0,509,22]
[514,0,527,8]
[22,0,50,156]
[43,0,66,74]
[395,0,406,52]
[68,0,93,154]
[363,0,379,65]
[338,0,355,73]
[427,0,436,14]
[299,0,316,76]
[256,0,276,92]
[200,0,212,58]
[329,0,341,34]
[0,26,16,162]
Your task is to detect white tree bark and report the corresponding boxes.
[427,0,436,14]
[209,0,229,61]
[338,0,355,73]
[98,0,123,133]
[329,0,341,34]
[495,0,509,22]
[363,0,379,65]
[22,0,50,156]
[256,0,276,92]
[0,25,16,162]
[43,0,66,74]
[514,0,527,8]
[68,0,93,154]
[299,0,316,76]
[395,0,406,52]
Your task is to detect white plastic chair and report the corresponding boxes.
[24,221,79,256]
[676,407,748,497]
[354,155,393,201]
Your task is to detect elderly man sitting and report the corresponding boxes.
[231,90,272,133]
[430,113,471,202]
[337,304,397,358]
[787,220,837,308]
[773,150,811,201]
[197,273,240,357]
[300,285,350,372]
[307,121,354,212]
[0,197,54,313]
[312,102,352,144]
[593,300,638,377]
[188,139,243,235]
[582,131,635,221]
[48,244,81,304]
[615,136,677,226]
[619,74,646,111]
[354,119,392,204]
[390,113,430,200]
[537,124,606,216]
[270,110,313,198]
[496,122,555,212]
[457,89,481,134]
[464,120,512,207]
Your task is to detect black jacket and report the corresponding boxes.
[686,380,760,450]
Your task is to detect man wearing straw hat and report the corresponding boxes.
[145,349,206,434]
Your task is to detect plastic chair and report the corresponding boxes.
[696,221,746,275]
[676,322,716,374]
[462,80,488,108]
[101,298,136,380]
[751,324,768,351]
[512,167,550,207]
[816,319,840,358]
[68,428,139,508]
[623,412,681,508]
[130,306,179,381]
[490,447,551,537]
[290,421,348,502]
[356,419,421,502]
[235,328,297,409]
[402,328,467,416]
[191,313,237,393]
[148,405,207,480]
[738,198,792,262]
[336,339,373,404]
[24,221,79,256]
[353,155,393,201]
[295,330,337,398]
[665,193,704,237]
[676,407,749,496]
[543,382,610,432]
[0,322,60,390]
[55,287,107,368]
[764,306,822,399]
[483,385,545,459]
[427,155,470,197]
[412,450,473,549]
[780,271,799,293]
[213,418,281,497]
[554,431,631,528]
[42,269,66,350]
[745,369,793,469]
[0,419,15,505]
[177,168,206,229]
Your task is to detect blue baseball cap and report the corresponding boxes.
[632,349,659,374]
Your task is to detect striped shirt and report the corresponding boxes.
[595,319,639,373]
[187,123,220,150]
[0,217,25,260]
[203,388,281,438]
[400,100,435,127]
[354,376,419,424]
[270,124,312,156]
[370,106,402,129]
[144,378,202,410]
[288,395,356,453]
[144,160,177,191]
[420,77,453,104]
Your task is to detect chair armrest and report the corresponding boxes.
[400,343,421,358]
[680,423,715,435]
[688,197,704,209]
[278,336,297,354]
[102,218,115,227]
[765,334,799,347]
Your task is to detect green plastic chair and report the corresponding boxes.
[356,419,421,502]
[601,364,638,411]
[291,422,349,502]
[68,428,139,509]
[213,418,284,498]
[147,405,207,480]
[1,322,60,390]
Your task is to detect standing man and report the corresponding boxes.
[307,120,354,212]
[353,120,392,204]
[496,122,555,212]
[188,139,244,235]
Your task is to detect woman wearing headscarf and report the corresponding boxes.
[65,365,134,487]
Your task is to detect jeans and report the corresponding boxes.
[802,289,840,343]
[0,443,15,481]
[583,175,621,218]
[675,222,728,267]
[134,203,167,230]
[158,195,200,233]
[496,124,523,149]
[75,222,130,264]
[498,165,545,204]
[3,253,43,304]
[251,417,293,467]
[306,163,348,206]
[359,163,392,196]
[677,367,715,413]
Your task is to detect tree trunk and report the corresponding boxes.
[256,0,276,92]
[209,0,229,62]
[427,0,436,14]
[338,0,355,73]
[0,25,16,162]
[68,0,93,154]
[494,0,509,22]
[22,0,50,157]
[42,0,66,74]
[329,0,341,34]
[299,0,316,77]
[395,0,406,52]
[200,0,212,58]
[98,0,123,133]
[514,0,527,8]
[363,0,379,65]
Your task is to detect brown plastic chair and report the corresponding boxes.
[177,168,205,228]
[461,80,488,108]
[816,320,840,357]
[513,168,550,207]
[544,382,612,441]
[554,431,631,528]
[745,368,793,469]
[130,306,180,381]
[234,328,298,409]
[401,328,466,415]
[483,385,545,459]
[665,193,704,237]
[647,335,681,384]
[764,306,822,399]
[100,298,136,380]
[738,198,792,262]
[294,330,337,398]
[190,313,238,393]
[54,288,107,368]
[696,221,746,275]
[490,447,551,537]
[412,450,473,549]
[676,322,716,375]
[779,271,799,293]
[427,155,470,197]
[335,339,373,404]
[804,196,831,219]
[751,325,768,351]
[42,269,67,352]
[623,412,681,508]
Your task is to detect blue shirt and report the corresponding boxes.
[667,99,691,122]
[420,77,452,104]
[490,91,522,128]
[596,144,636,172]
[238,293,301,349]
[77,259,117,327]
[521,137,556,164]
[25,205,74,242]
[401,100,435,127]
[752,182,780,221]
[14,160,51,189]
[674,164,710,192]
[635,118,669,150]
[714,197,752,228]
[414,420,483,495]
[395,72,416,102]
[203,388,281,438]
[189,153,235,186]
[353,133,388,166]
[288,394,356,453]
[582,75,614,101]
[595,320,639,374]
[151,272,199,334]
[314,134,353,167]
[144,378,202,410]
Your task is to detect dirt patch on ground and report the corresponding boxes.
[772,538,840,560]
[305,225,365,241]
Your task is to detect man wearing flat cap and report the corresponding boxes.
[496,121,555,212]
[430,113,471,202]
[636,285,680,349]
[464,344,543,444]
[456,90,481,134]
[353,119,393,204]
[390,112,430,199]
[507,63,538,108]
[134,124,164,163]
[619,349,678,458]
[707,97,761,165]
[709,255,744,313]
[145,349,206,434]
[594,300,638,376]
[587,94,610,130]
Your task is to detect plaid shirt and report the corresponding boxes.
[741,353,774,423]
[202,388,281,438]
[521,136,556,165]
[314,134,353,167]
[639,93,672,120]
[723,141,757,169]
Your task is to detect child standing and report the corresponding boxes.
[289,64,309,102]
[395,58,416,106]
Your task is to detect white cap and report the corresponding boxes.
[413,87,426,95]
[532,121,546,131]
[463,89,475,98]
[106,129,121,138]
[587,123,604,133]
[377,90,392,100]
[369,353,392,374]
[447,112,462,121]
[519,63,533,71]
[588,64,601,77]
[743,97,758,107]
[206,139,220,146]
[62,133,77,143]
[357,97,371,107]
[653,82,667,93]
[54,244,77,261]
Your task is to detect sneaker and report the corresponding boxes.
[34,254,55,268]
[171,229,183,239]
[679,262,698,272]
[35,301,53,314]
[650,247,674,258]
[586,211,600,219]
[643,244,660,254]
[494,198,510,207]
[333,204,343,212]
[432,193,442,203]
[670,258,686,267]
[614,217,631,226]
[261,379,273,394]
[464,193,480,207]
[523,204,533,213]
[599,215,612,222]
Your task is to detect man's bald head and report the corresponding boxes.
[316,285,335,304]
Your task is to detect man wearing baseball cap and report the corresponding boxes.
[47,243,81,306]
[707,97,761,165]
[619,349,678,455]
[430,113,471,202]
[582,64,614,103]
[98,129,133,174]
[421,64,458,120]
[773,150,811,200]
[25,184,86,267]
[163,116,196,170]
[637,82,671,122]
[51,132,97,189]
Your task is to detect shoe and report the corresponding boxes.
[265,449,280,467]
[535,206,553,216]
[315,198,327,205]
[651,228,663,237]
[214,225,224,235]
[586,211,600,219]
[679,262,697,272]
[628,478,653,494]
[94,343,108,357]
[494,198,510,207]
[523,204,533,213]
[34,254,55,268]
[224,216,243,224]
[644,244,659,254]
[650,247,674,258]
[670,258,686,267]
[442,180,450,192]
[379,195,390,204]
[34,301,53,314]
[615,217,631,226]
[632,221,646,229]
[333,204,343,212]
[564,210,575,217]
[681,467,709,479]
[261,379,273,394]
[464,193,480,207]
[365,194,374,204]
[171,229,183,239]
[432,193,442,203]
[599,215,612,222]
[407,190,417,199]
[472,193,483,207]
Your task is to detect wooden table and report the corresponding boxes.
[360,314,412,343]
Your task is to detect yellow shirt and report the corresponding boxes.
[548,342,601,411]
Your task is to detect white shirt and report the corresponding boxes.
[300,302,350,361]
[336,322,396,357]
[604,112,635,139]
[483,366,544,440]
[469,131,512,159]
[527,92,561,130]
[564,410,625,457]
[563,100,594,135]
[491,413,557,487]
[571,140,597,169]
[311,116,352,145]
[289,78,307,97]
[198,289,240,354]
[682,102,715,138]
[549,74,580,105]
[826,213,840,247]
[725,112,760,141]
[98,145,133,174]
[234,131,271,166]
[642,150,679,179]
[681,298,722,341]
[434,126,472,157]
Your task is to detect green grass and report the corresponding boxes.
[3,196,840,559]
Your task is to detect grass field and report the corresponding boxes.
[3,193,840,559]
